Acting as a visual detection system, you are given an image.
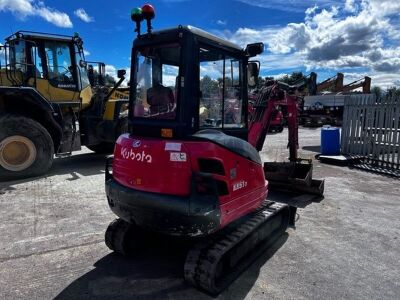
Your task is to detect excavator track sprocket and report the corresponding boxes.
[184,201,291,295]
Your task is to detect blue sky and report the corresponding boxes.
[1,0,399,88]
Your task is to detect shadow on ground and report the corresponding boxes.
[268,190,323,209]
[301,145,321,153]
[0,152,108,190]
[55,232,289,300]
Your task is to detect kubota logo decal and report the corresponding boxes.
[121,147,152,163]
[132,139,141,148]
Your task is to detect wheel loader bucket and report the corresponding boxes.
[264,159,324,197]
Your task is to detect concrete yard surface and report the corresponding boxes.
[0,128,399,300]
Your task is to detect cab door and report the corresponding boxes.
[36,40,81,104]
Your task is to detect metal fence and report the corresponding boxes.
[341,94,400,176]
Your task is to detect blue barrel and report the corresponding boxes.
[321,126,340,155]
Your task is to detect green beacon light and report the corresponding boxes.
[131,7,144,37]
[73,32,79,38]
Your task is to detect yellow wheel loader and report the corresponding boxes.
[0,31,128,180]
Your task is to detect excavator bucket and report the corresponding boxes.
[264,159,324,197]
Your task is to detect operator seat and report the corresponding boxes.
[193,129,262,165]
[147,82,175,115]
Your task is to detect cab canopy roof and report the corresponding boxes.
[5,31,77,43]
[135,25,243,52]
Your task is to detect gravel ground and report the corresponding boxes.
[0,127,399,300]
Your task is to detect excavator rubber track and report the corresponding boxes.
[184,201,291,295]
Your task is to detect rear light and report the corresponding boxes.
[194,175,215,195]
[193,173,229,196]
[198,158,225,175]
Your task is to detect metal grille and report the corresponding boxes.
[341,94,400,176]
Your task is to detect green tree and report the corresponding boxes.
[371,86,383,100]
[277,72,306,85]
[104,74,116,87]
[200,75,219,98]
[386,86,400,98]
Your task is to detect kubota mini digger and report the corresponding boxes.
[104,4,324,294]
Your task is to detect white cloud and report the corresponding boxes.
[83,50,90,56]
[217,20,227,26]
[74,8,94,23]
[344,0,358,13]
[215,0,400,88]
[0,0,34,17]
[0,0,72,27]
[364,72,399,89]
[236,0,342,13]
[216,27,280,48]
[36,3,72,28]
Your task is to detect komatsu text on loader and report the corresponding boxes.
[104,4,324,294]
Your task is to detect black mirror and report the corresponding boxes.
[74,37,84,50]
[245,43,264,57]
[79,60,87,68]
[88,65,94,86]
[247,61,260,88]
[117,69,126,79]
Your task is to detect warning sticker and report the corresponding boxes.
[165,142,182,151]
[170,152,187,162]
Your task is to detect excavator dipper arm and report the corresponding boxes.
[248,81,324,197]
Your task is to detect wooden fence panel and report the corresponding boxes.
[341,95,400,176]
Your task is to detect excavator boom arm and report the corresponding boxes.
[248,83,299,161]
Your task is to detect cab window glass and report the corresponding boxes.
[75,45,90,88]
[199,46,243,128]
[9,41,27,73]
[31,46,44,78]
[133,44,180,120]
[44,41,74,84]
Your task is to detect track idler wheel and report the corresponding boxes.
[105,218,135,255]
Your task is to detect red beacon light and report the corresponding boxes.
[142,4,155,34]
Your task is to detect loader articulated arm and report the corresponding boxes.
[248,81,300,161]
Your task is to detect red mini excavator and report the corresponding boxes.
[104,4,324,294]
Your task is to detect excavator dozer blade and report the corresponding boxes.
[264,160,324,197]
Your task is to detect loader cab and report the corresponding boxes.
[1,31,92,106]
[129,26,262,141]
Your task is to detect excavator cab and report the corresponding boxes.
[129,26,262,142]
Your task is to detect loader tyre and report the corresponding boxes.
[0,114,54,180]
[86,117,127,154]
[87,142,115,154]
